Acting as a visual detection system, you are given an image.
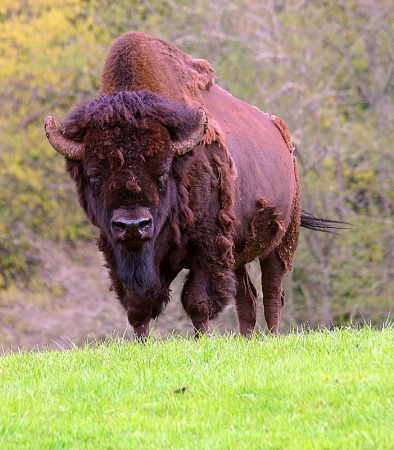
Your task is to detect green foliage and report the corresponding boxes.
[0,0,100,286]
[1,328,394,449]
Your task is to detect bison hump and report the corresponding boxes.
[100,31,214,106]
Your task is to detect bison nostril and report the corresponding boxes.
[138,218,152,230]
[112,220,129,232]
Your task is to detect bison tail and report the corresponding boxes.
[300,210,352,234]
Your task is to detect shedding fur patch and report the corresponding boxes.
[126,178,141,193]
[243,199,285,257]
[269,115,294,153]
[212,154,237,243]
[275,156,301,272]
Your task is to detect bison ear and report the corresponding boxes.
[168,107,207,156]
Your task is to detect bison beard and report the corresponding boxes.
[114,244,158,292]
[97,231,157,291]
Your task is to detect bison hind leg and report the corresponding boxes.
[235,266,259,337]
[260,251,286,334]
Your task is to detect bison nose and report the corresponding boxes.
[111,215,154,243]
[112,217,152,233]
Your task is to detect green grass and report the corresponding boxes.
[1,326,393,449]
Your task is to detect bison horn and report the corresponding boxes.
[44,115,84,160]
[171,107,208,156]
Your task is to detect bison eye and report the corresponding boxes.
[89,176,100,184]
[86,167,101,184]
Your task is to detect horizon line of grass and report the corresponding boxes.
[2,319,393,355]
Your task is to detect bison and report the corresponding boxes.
[45,31,340,338]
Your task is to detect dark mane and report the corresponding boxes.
[61,90,203,143]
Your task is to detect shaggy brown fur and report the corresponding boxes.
[276,157,301,272]
[243,199,286,261]
[47,31,305,337]
[269,115,294,153]
[100,31,225,147]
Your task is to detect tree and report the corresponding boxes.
[1,0,393,329]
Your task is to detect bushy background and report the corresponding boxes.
[1,0,393,349]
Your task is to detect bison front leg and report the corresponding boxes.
[235,266,259,337]
[181,268,210,335]
[181,264,235,336]
[124,291,153,340]
[260,252,286,334]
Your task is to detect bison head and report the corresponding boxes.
[45,91,207,290]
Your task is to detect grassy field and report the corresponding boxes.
[1,326,393,449]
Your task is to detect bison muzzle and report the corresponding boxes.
[111,207,154,249]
